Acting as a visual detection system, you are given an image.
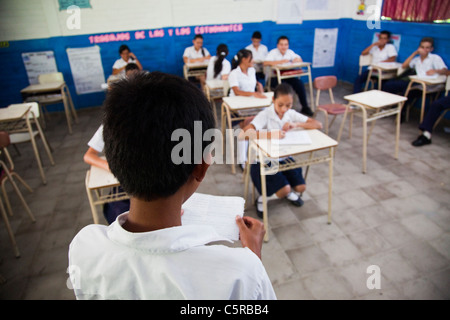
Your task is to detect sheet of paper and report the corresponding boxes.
[276,130,312,145]
[277,0,302,24]
[313,28,338,68]
[22,51,58,85]
[181,193,244,241]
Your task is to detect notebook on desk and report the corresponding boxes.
[181,193,245,241]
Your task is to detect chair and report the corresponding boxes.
[432,75,450,130]
[359,55,376,91]
[313,76,351,137]
[0,132,36,258]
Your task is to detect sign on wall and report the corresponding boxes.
[22,51,58,85]
[67,46,105,94]
[313,28,339,68]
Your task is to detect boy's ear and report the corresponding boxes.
[192,160,210,182]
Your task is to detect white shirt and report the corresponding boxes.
[112,58,137,76]
[251,104,308,131]
[265,48,301,62]
[68,212,276,300]
[369,43,397,64]
[206,56,231,80]
[228,66,257,96]
[183,46,210,60]
[87,125,104,152]
[246,43,269,62]
[410,53,447,78]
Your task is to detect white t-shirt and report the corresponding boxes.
[68,212,277,300]
[228,66,257,96]
[369,43,397,64]
[183,46,210,60]
[410,53,447,78]
[206,56,231,80]
[87,125,104,152]
[251,104,308,131]
[112,58,137,76]
[265,48,301,62]
[246,44,268,62]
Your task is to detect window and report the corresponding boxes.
[381,0,450,23]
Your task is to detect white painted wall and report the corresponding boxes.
[0,0,383,41]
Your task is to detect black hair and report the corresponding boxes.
[119,44,130,54]
[214,44,229,79]
[277,36,289,44]
[252,31,262,39]
[231,49,252,70]
[125,63,139,73]
[379,30,392,39]
[274,83,295,99]
[103,71,215,201]
[420,37,434,47]
[193,34,205,56]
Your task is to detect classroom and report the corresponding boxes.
[0,0,449,302]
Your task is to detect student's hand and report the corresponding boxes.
[269,130,286,139]
[253,92,267,99]
[129,52,137,60]
[426,69,438,76]
[282,122,295,131]
[236,216,265,259]
[417,47,426,56]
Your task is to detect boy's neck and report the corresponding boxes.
[122,195,184,233]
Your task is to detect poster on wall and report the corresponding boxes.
[22,51,58,85]
[277,0,303,24]
[67,46,105,95]
[313,28,339,68]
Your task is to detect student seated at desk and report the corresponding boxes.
[206,43,231,81]
[69,71,276,300]
[246,31,268,86]
[353,30,398,93]
[241,84,322,217]
[383,37,448,96]
[264,36,313,117]
[183,34,211,89]
[112,44,143,76]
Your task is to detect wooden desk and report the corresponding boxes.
[268,62,314,111]
[342,90,407,173]
[244,129,338,242]
[365,62,402,91]
[183,61,209,80]
[0,103,54,184]
[221,92,274,174]
[85,165,129,224]
[404,75,446,123]
[21,81,78,134]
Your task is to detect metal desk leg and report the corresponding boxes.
[327,147,333,224]
[259,150,269,242]
[85,171,100,224]
[395,102,402,159]
[61,86,73,134]
[307,65,314,112]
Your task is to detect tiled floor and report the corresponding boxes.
[0,82,449,300]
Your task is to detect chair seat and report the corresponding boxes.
[9,131,39,144]
[25,94,63,104]
[318,104,348,115]
[280,69,303,76]
[410,84,445,93]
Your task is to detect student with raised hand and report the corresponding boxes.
[112,44,143,76]
[264,36,313,116]
[246,31,269,85]
[353,30,398,93]
[206,43,231,81]
[69,71,276,300]
[241,84,322,217]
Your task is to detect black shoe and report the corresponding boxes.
[412,134,431,147]
[301,107,314,117]
[288,195,304,207]
[255,199,263,219]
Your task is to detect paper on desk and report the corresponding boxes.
[276,130,312,145]
[181,193,244,241]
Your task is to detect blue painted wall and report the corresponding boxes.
[0,19,449,111]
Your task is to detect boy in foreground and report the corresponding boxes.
[68,71,276,300]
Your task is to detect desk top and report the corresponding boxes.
[273,62,311,70]
[344,90,407,108]
[223,92,273,110]
[21,81,65,93]
[88,165,120,189]
[185,61,209,69]
[206,79,226,89]
[409,75,447,85]
[0,104,31,122]
[254,129,338,158]
[371,62,402,70]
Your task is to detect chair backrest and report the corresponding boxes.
[314,76,337,91]
[38,72,64,84]
[446,75,450,96]
[0,131,10,149]
[359,55,372,75]
[9,102,40,119]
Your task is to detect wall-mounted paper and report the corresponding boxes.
[313,28,338,68]
[67,46,105,95]
[22,51,58,85]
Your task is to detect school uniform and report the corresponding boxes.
[228,66,258,96]
[265,48,312,115]
[112,58,137,76]
[206,56,231,81]
[183,46,210,60]
[250,105,308,196]
[245,43,268,79]
[353,44,398,93]
[69,212,277,300]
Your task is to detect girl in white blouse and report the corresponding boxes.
[206,43,231,81]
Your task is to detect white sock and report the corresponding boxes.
[286,192,299,201]
[257,194,278,203]
[423,131,431,139]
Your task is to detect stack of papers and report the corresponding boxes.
[276,130,312,145]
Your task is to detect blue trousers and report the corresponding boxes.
[419,95,450,133]
[270,77,310,111]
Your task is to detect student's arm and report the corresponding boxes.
[231,86,266,98]
[402,49,419,69]
[282,117,323,131]
[427,68,449,76]
[83,147,109,171]
[129,53,143,70]
[382,56,397,63]
[361,42,378,56]
[240,123,286,140]
[112,66,126,75]
[263,59,290,67]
